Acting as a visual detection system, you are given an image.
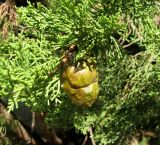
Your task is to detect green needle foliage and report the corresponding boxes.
[0,0,160,144]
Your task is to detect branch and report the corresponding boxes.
[0,1,17,38]
[48,44,78,76]
[89,127,96,145]
[82,134,88,145]
[0,102,38,145]
[122,38,141,49]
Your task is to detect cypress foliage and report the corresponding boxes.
[0,0,160,144]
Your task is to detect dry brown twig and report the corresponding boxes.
[89,127,96,145]
[118,15,143,49]
[48,44,78,76]
[0,102,38,145]
[81,127,96,145]
[82,127,96,145]
[0,0,17,38]
[82,134,88,145]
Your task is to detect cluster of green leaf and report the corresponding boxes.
[0,34,61,111]
[0,0,160,144]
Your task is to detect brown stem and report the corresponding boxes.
[82,134,88,145]
[122,38,141,49]
[48,44,78,76]
[5,0,15,5]
[0,0,17,38]
[0,103,38,145]
[35,113,63,145]
[89,127,96,145]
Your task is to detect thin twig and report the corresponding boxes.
[47,44,78,76]
[122,38,141,49]
[89,127,96,145]
[31,112,35,133]
[0,102,38,145]
[82,134,88,145]
[119,29,132,46]
[0,1,17,38]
